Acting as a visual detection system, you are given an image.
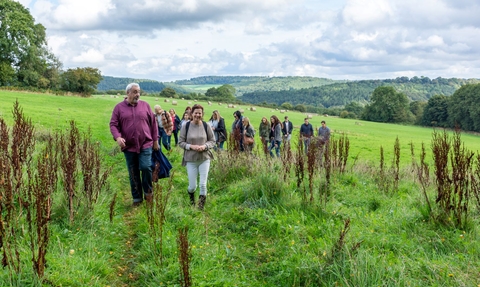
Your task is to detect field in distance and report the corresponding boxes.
[1,90,480,166]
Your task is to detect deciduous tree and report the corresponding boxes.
[421,95,449,127]
[361,86,412,123]
[448,83,480,132]
[0,0,61,88]
[60,67,102,96]
[160,87,176,98]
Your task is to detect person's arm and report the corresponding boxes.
[218,118,226,133]
[110,106,127,149]
[245,126,254,137]
[178,123,189,150]
[148,106,159,150]
[205,124,216,150]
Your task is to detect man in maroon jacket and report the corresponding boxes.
[110,83,159,206]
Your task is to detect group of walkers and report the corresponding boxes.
[110,83,331,211]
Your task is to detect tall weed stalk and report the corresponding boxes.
[432,130,474,227]
[472,154,480,210]
[146,173,175,266]
[78,127,111,210]
[417,143,432,215]
[28,136,58,277]
[59,120,79,223]
[294,138,306,202]
[0,101,36,274]
[281,140,293,181]
[393,137,400,191]
[177,227,192,287]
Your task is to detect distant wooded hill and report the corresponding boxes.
[239,77,480,108]
[97,75,480,108]
[97,76,166,92]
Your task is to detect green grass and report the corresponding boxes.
[180,84,223,92]
[2,90,480,166]
[0,90,479,286]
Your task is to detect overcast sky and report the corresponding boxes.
[18,0,480,82]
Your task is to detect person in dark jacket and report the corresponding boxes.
[232,110,244,151]
[242,116,255,153]
[169,108,181,146]
[259,117,271,154]
[299,117,314,154]
[282,116,293,144]
[269,115,283,158]
[110,83,159,206]
[209,110,227,151]
[154,105,172,151]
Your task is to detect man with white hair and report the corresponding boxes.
[110,83,159,206]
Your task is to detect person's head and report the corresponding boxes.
[304,118,309,125]
[182,112,190,120]
[321,120,326,127]
[284,116,289,122]
[242,116,250,127]
[169,108,176,115]
[191,104,204,123]
[270,115,280,126]
[154,105,163,114]
[212,110,221,120]
[125,83,140,105]
[261,117,268,124]
[233,110,242,120]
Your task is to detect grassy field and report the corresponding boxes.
[180,84,223,93]
[2,90,480,166]
[0,90,479,286]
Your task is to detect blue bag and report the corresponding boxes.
[151,149,172,182]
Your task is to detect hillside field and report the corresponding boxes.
[2,90,480,166]
[0,90,479,286]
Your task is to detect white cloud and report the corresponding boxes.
[342,0,394,28]
[72,49,105,63]
[17,0,480,81]
[34,0,115,29]
[244,18,271,35]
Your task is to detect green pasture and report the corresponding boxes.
[181,84,223,92]
[1,90,480,166]
[0,90,479,286]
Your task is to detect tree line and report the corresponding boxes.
[0,0,102,96]
[359,84,480,133]
[239,77,480,108]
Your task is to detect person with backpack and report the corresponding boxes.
[242,116,255,153]
[169,108,181,146]
[232,110,244,151]
[258,116,271,154]
[208,110,227,151]
[178,104,216,210]
[269,115,283,158]
[154,105,173,151]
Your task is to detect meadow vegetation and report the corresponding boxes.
[0,90,479,286]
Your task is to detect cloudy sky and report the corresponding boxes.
[18,0,480,82]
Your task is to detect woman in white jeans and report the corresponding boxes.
[178,104,216,210]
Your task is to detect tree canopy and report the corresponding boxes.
[421,95,449,127]
[361,86,413,123]
[205,84,236,101]
[0,0,61,88]
[60,67,102,96]
[448,83,480,132]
